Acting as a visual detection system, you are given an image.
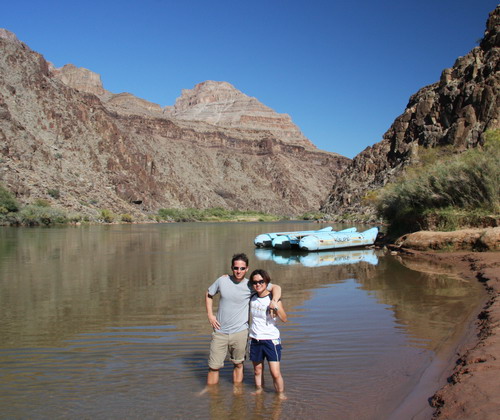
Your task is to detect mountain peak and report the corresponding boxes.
[168,80,314,148]
[0,28,25,47]
[52,63,105,96]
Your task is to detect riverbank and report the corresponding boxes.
[394,248,500,419]
[0,206,286,226]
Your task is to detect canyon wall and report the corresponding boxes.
[0,30,348,219]
[321,6,500,221]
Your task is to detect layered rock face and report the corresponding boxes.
[321,6,500,220]
[52,64,313,148]
[0,29,347,218]
[52,63,164,115]
[52,64,105,96]
[166,81,314,148]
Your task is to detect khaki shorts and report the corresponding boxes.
[208,329,249,370]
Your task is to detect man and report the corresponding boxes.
[205,253,281,385]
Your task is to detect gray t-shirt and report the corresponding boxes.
[208,275,271,334]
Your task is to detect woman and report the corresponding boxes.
[248,269,287,398]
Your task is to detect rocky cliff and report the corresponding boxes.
[165,81,314,149]
[321,6,500,220]
[0,29,348,218]
[52,64,314,148]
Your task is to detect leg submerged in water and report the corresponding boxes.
[232,362,244,383]
[253,361,264,393]
[269,361,286,399]
[207,368,220,385]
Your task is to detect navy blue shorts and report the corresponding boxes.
[249,338,282,362]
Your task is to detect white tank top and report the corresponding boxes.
[249,294,280,340]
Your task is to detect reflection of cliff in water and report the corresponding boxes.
[356,255,484,351]
[262,248,485,352]
[0,224,484,355]
[0,225,383,347]
[0,224,246,346]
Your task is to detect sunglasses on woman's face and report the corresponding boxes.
[251,280,265,285]
[232,266,247,271]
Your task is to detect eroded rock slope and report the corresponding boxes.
[0,30,348,218]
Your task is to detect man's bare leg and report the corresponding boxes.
[233,362,244,383]
[207,368,220,385]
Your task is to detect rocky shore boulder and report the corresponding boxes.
[395,227,500,251]
[321,6,500,221]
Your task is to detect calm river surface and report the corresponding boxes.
[0,222,485,419]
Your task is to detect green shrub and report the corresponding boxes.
[67,213,84,223]
[421,207,497,231]
[0,184,19,213]
[121,213,133,223]
[157,207,281,222]
[484,128,500,148]
[300,212,324,221]
[19,205,68,226]
[2,212,21,225]
[100,209,115,223]
[376,130,500,234]
[33,198,51,207]
[47,188,60,199]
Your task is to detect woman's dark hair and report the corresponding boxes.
[249,269,271,284]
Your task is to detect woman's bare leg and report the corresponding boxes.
[253,361,264,392]
[269,361,285,395]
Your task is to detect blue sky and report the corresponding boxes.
[2,1,498,158]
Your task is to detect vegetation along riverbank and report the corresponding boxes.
[1,186,317,225]
[0,191,289,226]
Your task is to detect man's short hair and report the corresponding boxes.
[231,253,249,267]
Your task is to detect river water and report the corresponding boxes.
[0,222,484,419]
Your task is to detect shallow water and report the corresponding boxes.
[0,222,484,419]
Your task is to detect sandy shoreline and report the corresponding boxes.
[395,249,500,419]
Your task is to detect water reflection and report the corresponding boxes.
[0,223,485,419]
[255,248,379,267]
[360,256,482,352]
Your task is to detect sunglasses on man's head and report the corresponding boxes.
[232,266,247,271]
[251,280,265,285]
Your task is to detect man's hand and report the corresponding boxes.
[269,299,279,311]
[208,314,221,330]
[268,304,278,319]
[206,292,220,330]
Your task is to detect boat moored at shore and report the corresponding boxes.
[299,227,379,251]
[272,227,357,249]
[254,226,333,248]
